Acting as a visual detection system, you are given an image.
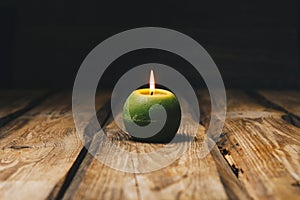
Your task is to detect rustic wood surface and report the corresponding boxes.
[258,90,300,118]
[0,90,299,200]
[198,90,300,200]
[0,91,110,200]
[0,90,49,127]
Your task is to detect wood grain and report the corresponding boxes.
[257,90,300,116]
[62,114,139,200]
[1,90,299,199]
[0,90,49,127]
[258,90,300,122]
[0,91,110,200]
[63,99,250,200]
[198,90,300,200]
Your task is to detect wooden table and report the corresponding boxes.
[0,90,299,200]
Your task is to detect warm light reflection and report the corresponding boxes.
[149,69,155,95]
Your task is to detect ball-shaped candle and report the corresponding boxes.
[123,70,181,143]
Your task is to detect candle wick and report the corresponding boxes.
[151,91,153,95]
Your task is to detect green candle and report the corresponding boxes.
[123,70,181,143]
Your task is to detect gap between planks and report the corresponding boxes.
[61,98,250,200]
[0,90,52,128]
[51,100,112,200]
[0,91,111,200]
[198,89,300,200]
[1,92,298,199]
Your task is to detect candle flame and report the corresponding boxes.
[149,69,155,95]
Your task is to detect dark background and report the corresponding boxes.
[0,0,299,89]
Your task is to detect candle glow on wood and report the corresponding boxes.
[149,69,155,95]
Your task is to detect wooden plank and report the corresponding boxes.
[0,90,49,127]
[63,99,250,200]
[62,115,139,200]
[0,91,110,200]
[198,90,300,200]
[258,90,300,117]
[132,122,250,199]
